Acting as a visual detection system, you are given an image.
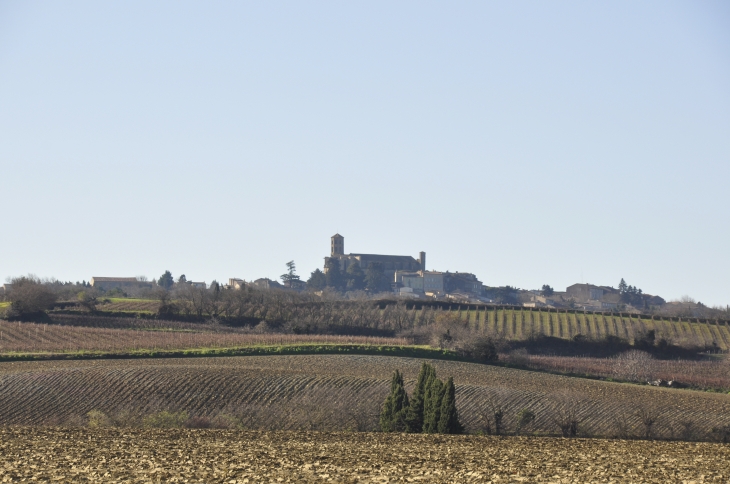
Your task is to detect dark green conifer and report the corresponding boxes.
[422,376,445,433]
[404,363,434,433]
[380,370,409,432]
[437,377,463,434]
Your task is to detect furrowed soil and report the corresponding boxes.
[1,355,729,439]
[0,427,727,482]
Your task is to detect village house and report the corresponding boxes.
[394,270,484,298]
[90,277,149,290]
[251,278,283,290]
[566,283,617,302]
[228,278,245,289]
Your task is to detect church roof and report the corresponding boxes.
[90,277,139,283]
[348,253,418,262]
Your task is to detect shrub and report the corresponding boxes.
[184,416,212,429]
[710,425,730,443]
[610,414,635,440]
[77,290,99,312]
[459,335,499,362]
[87,410,111,428]
[515,409,536,436]
[6,276,57,318]
[675,420,698,441]
[634,330,656,351]
[143,411,188,428]
[503,348,529,366]
[210,414,240,429]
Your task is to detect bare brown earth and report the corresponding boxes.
[0,427,727,482]
[0,355,729,439]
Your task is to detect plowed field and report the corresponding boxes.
[0,427,727,482]
[0,319,405,353]
[1,355,728,440]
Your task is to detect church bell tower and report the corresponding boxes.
[331,234,344,256]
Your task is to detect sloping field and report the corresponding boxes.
[0,319,405,354]
[521,353,730,390]
[0,355,728,440]
[1,427,727,482]
[96,298,159,313]
[452,306,730,350]
[51,299,730,349]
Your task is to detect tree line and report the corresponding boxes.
[306,260,391,294]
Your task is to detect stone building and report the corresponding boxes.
[395,270,484,297]
[566,283,617,302]
[252,278,283,290]
[324,234,425,281]
[90,277,147,290]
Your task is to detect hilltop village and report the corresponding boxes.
[14,234,722,318]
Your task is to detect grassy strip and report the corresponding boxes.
[0,344,460,363]
[106,298,158,303]
[53,309,157,317]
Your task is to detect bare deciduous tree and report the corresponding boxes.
[635,405,660,440]
[549,392,588,437]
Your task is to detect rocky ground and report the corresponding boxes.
[0,427,727,482]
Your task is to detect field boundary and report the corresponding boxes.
[49,298,730,326]
[0,343,460,363]
[0,342,724,393]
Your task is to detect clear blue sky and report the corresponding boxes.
[1,1,728,305]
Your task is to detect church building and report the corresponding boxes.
[323,234,425,281]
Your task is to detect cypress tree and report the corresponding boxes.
[437,377,463,434]
[422,376,445,433]
[404,363,434,433]
[380,370,409,432]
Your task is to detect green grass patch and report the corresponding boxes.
[0,302,10,309]
[0,344,460,363]
[106,298,157,303]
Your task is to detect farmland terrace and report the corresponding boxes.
[0,355,728,441]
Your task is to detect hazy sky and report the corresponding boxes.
[1,1,728,305]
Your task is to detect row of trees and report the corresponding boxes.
[380,363,463,434]
[618,278,645,307]
[154,260,391,295]
[306,261,391,294]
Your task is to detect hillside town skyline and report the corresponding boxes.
[5,233,725,318]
